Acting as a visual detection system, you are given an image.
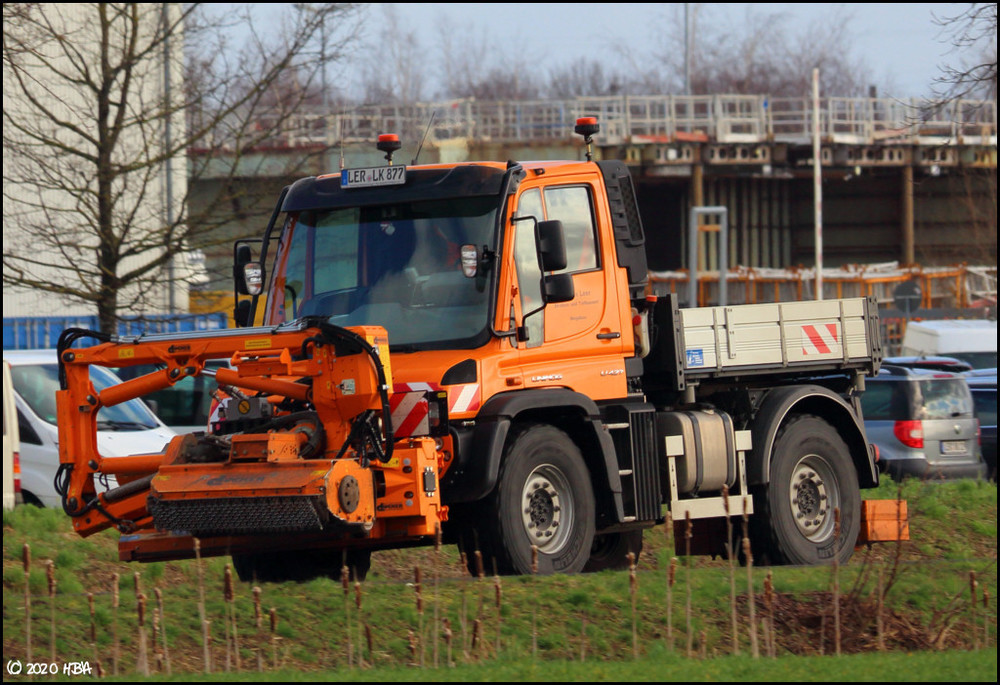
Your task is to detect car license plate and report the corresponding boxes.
[341,165,406,188]
[941,440,966,455]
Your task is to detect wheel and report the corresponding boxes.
[583,530,643,573]
[232,548,371,583]
[483,424,595,575]
[750,415,860,566]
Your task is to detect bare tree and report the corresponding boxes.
[623,3,871,96]
[2,3,363,333]
[356,4,425,105]
[435,16,541,101]
[546,58,628,98]
[932,3,997,100]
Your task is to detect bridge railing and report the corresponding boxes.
[244,94,997,151]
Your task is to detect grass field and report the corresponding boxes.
[2,477,996,681]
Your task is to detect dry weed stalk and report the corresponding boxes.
[969,571,978,650]
[155,587,171,674]
[667,557,677,652]
[223,565,233,671]
[136,592,149,676]
[111,571,120,676]
[253,586,263,672]
[531,544,539,659]
[442,617,454,667]
[742,499,758,659]
[269,608,279,670]
[194,539,210,673]
[47,560,56,664]
[433,523,442,668]
[833,508,842,657]
[342,564,353,667]
[628,551,638,660]
[877,567,886,651]
[763,570,775,658]
[355,581,365,666]
[22,544,32,665]
[982,587,990,648]
[579,616,587,662]
[88,592,98,668]
[413,565,425,666]
[494,573,503,656]
[685,511,693,658]
[722,485,739,655]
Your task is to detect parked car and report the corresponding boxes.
[861,364,986,481]
[965,369,997,482]
[113,360,229,434]
[3,350,175,508]
[900,319,997,370]
[882,355,974,373]
[3,360,21,510]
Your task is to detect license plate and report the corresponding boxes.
[341,165,406,188]
[941,440,967,455]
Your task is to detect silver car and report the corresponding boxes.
[861,365,986,480]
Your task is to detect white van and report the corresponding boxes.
[900,319,997,369]
[4,350,175,508]
[3,360,20,510]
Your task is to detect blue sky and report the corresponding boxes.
[380,3,977,99]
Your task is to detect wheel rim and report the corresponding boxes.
[787,454,840,542]
[520,464,574,554]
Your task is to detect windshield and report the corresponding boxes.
[11,363,160,430]
[271,196,498,348]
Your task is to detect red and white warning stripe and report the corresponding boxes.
[390,381,482,436]
[801,323,840,356]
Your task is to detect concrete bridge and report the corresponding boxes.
[190,94,997,291]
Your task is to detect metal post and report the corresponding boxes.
[688,206,728,308]
[901,164,914,264]
[812,68,823,301]
[162,3,175,315]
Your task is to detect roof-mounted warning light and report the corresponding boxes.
[575,117,600,162]
[377,133,402,165]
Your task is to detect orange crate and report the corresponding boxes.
[858,499,909,544]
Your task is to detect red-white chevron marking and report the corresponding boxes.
[801,323,840,356]
[390,382,482,436]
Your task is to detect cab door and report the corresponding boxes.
[511,178,629,401]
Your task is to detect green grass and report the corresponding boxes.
[2,479,996,681]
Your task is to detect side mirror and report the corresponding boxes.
[234,243,264,296]
[536,220,567,272]
[542,272,575,303]
[234,299,253,328]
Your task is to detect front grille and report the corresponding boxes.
[149,495,329,536]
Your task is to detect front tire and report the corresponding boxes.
[483,424,596,575]
[750,415,860,566]
[583,530,644,572]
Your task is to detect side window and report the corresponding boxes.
[515,189,544,347]
[543,186,598,273]
[17,409,41,446]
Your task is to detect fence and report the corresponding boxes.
[2,313,229,350]
[258,94,997,150]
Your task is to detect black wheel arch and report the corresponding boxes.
[441,388,625,524]
[748,384,878,489]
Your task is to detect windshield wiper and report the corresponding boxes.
[96,420,157,431]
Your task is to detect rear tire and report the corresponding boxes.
[750,415,860,566]
[482,423,596,575]
[583,530,643,572]
[233,548,371,583]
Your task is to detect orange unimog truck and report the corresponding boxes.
[55,120,897,581]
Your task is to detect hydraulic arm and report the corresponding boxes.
[55,320,448,562]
